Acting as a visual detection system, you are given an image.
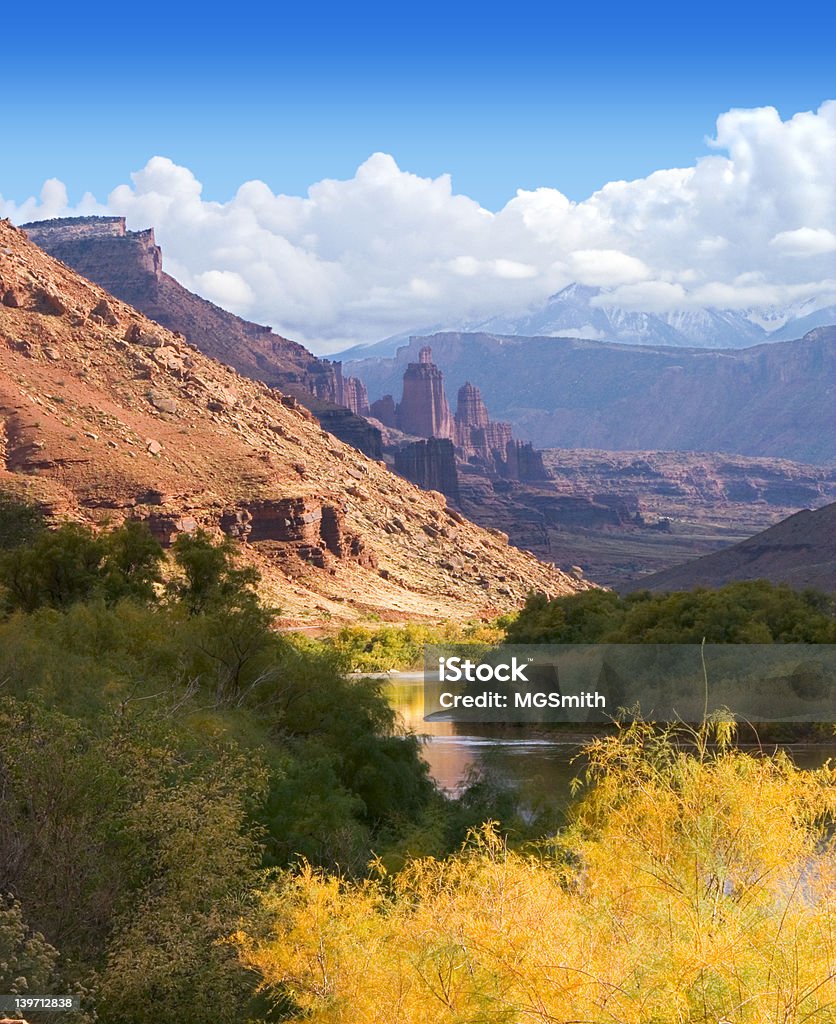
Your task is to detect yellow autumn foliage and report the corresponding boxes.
[237,722,836,1023]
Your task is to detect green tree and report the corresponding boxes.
[0,523,106,612]
[95,727,269,1024]
[0,491,46,549]
[1,697,270,1023]
[170,529,261,615]
[505,580,835,644]
[100,519,164,604]
[0,895,59,997]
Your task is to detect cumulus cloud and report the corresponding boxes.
[2,102,835,350]
[192,269,256,313]
[1,178,106,223]
[569,249,650,286]
[770,227,836,255]
[594,281,687,311]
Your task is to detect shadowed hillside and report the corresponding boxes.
[622,501,836,593]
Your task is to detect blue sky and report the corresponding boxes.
[2,2,833,349]
[3,0,834,210]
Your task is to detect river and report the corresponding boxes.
[383,672,836,809]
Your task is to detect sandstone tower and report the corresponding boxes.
[396,346,455,438]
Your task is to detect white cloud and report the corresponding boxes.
[569,249,650,286]
[493,259,538,280]
[2,102,835,350]
[594,281,687,311]
[192,269,255,312]
[770,227,836,255]
[697,236,729,254]
[550,325,606,341]
[0,178,107,223]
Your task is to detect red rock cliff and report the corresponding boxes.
[455,381,490,433]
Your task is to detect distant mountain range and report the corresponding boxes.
[345,327,836,463]
[336,284,836,359]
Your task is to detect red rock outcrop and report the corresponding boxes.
[394,438,461,504]
[245,497,323,543]
[146,513,199,546]
[396,347,455,439]
[320,503,378,569]
[387,354,554,522]
[370,394,397,427]
[502,439,550,481]
[220,497,378,569]
[455,382,490,433]
[341,376,370,416]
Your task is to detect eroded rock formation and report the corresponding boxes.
[342,376,370,416]
[455,382,490,433]
[396,347,455,439]
[221,497,378,569]
[394,438,460,504]
[390,357,549,489]
[370,394,397,427]
[503,440,550,481]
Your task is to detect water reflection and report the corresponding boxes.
[383,673,836,803]
[384,672,586,800]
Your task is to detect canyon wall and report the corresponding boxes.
[394,438,461,503]
[347,328,836,463]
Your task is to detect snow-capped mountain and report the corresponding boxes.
[470,284,766,349]
[332,285,836,360]
[765,303,836,342]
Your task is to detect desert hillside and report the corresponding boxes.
[22,216,382,457]
[0,220,584,624]
[622,501,836,594]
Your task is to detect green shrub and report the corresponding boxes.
[506,580,835,644]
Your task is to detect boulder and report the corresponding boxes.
[90,297,119,325]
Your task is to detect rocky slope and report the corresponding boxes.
[21,217,381,457]
[622,502,836,594]
[0,220,584,624]
[346,328,836,463]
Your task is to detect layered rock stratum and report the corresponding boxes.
[0,220,584,624]
[536,449,836,587]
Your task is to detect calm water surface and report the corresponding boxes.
[383,672,836,803]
